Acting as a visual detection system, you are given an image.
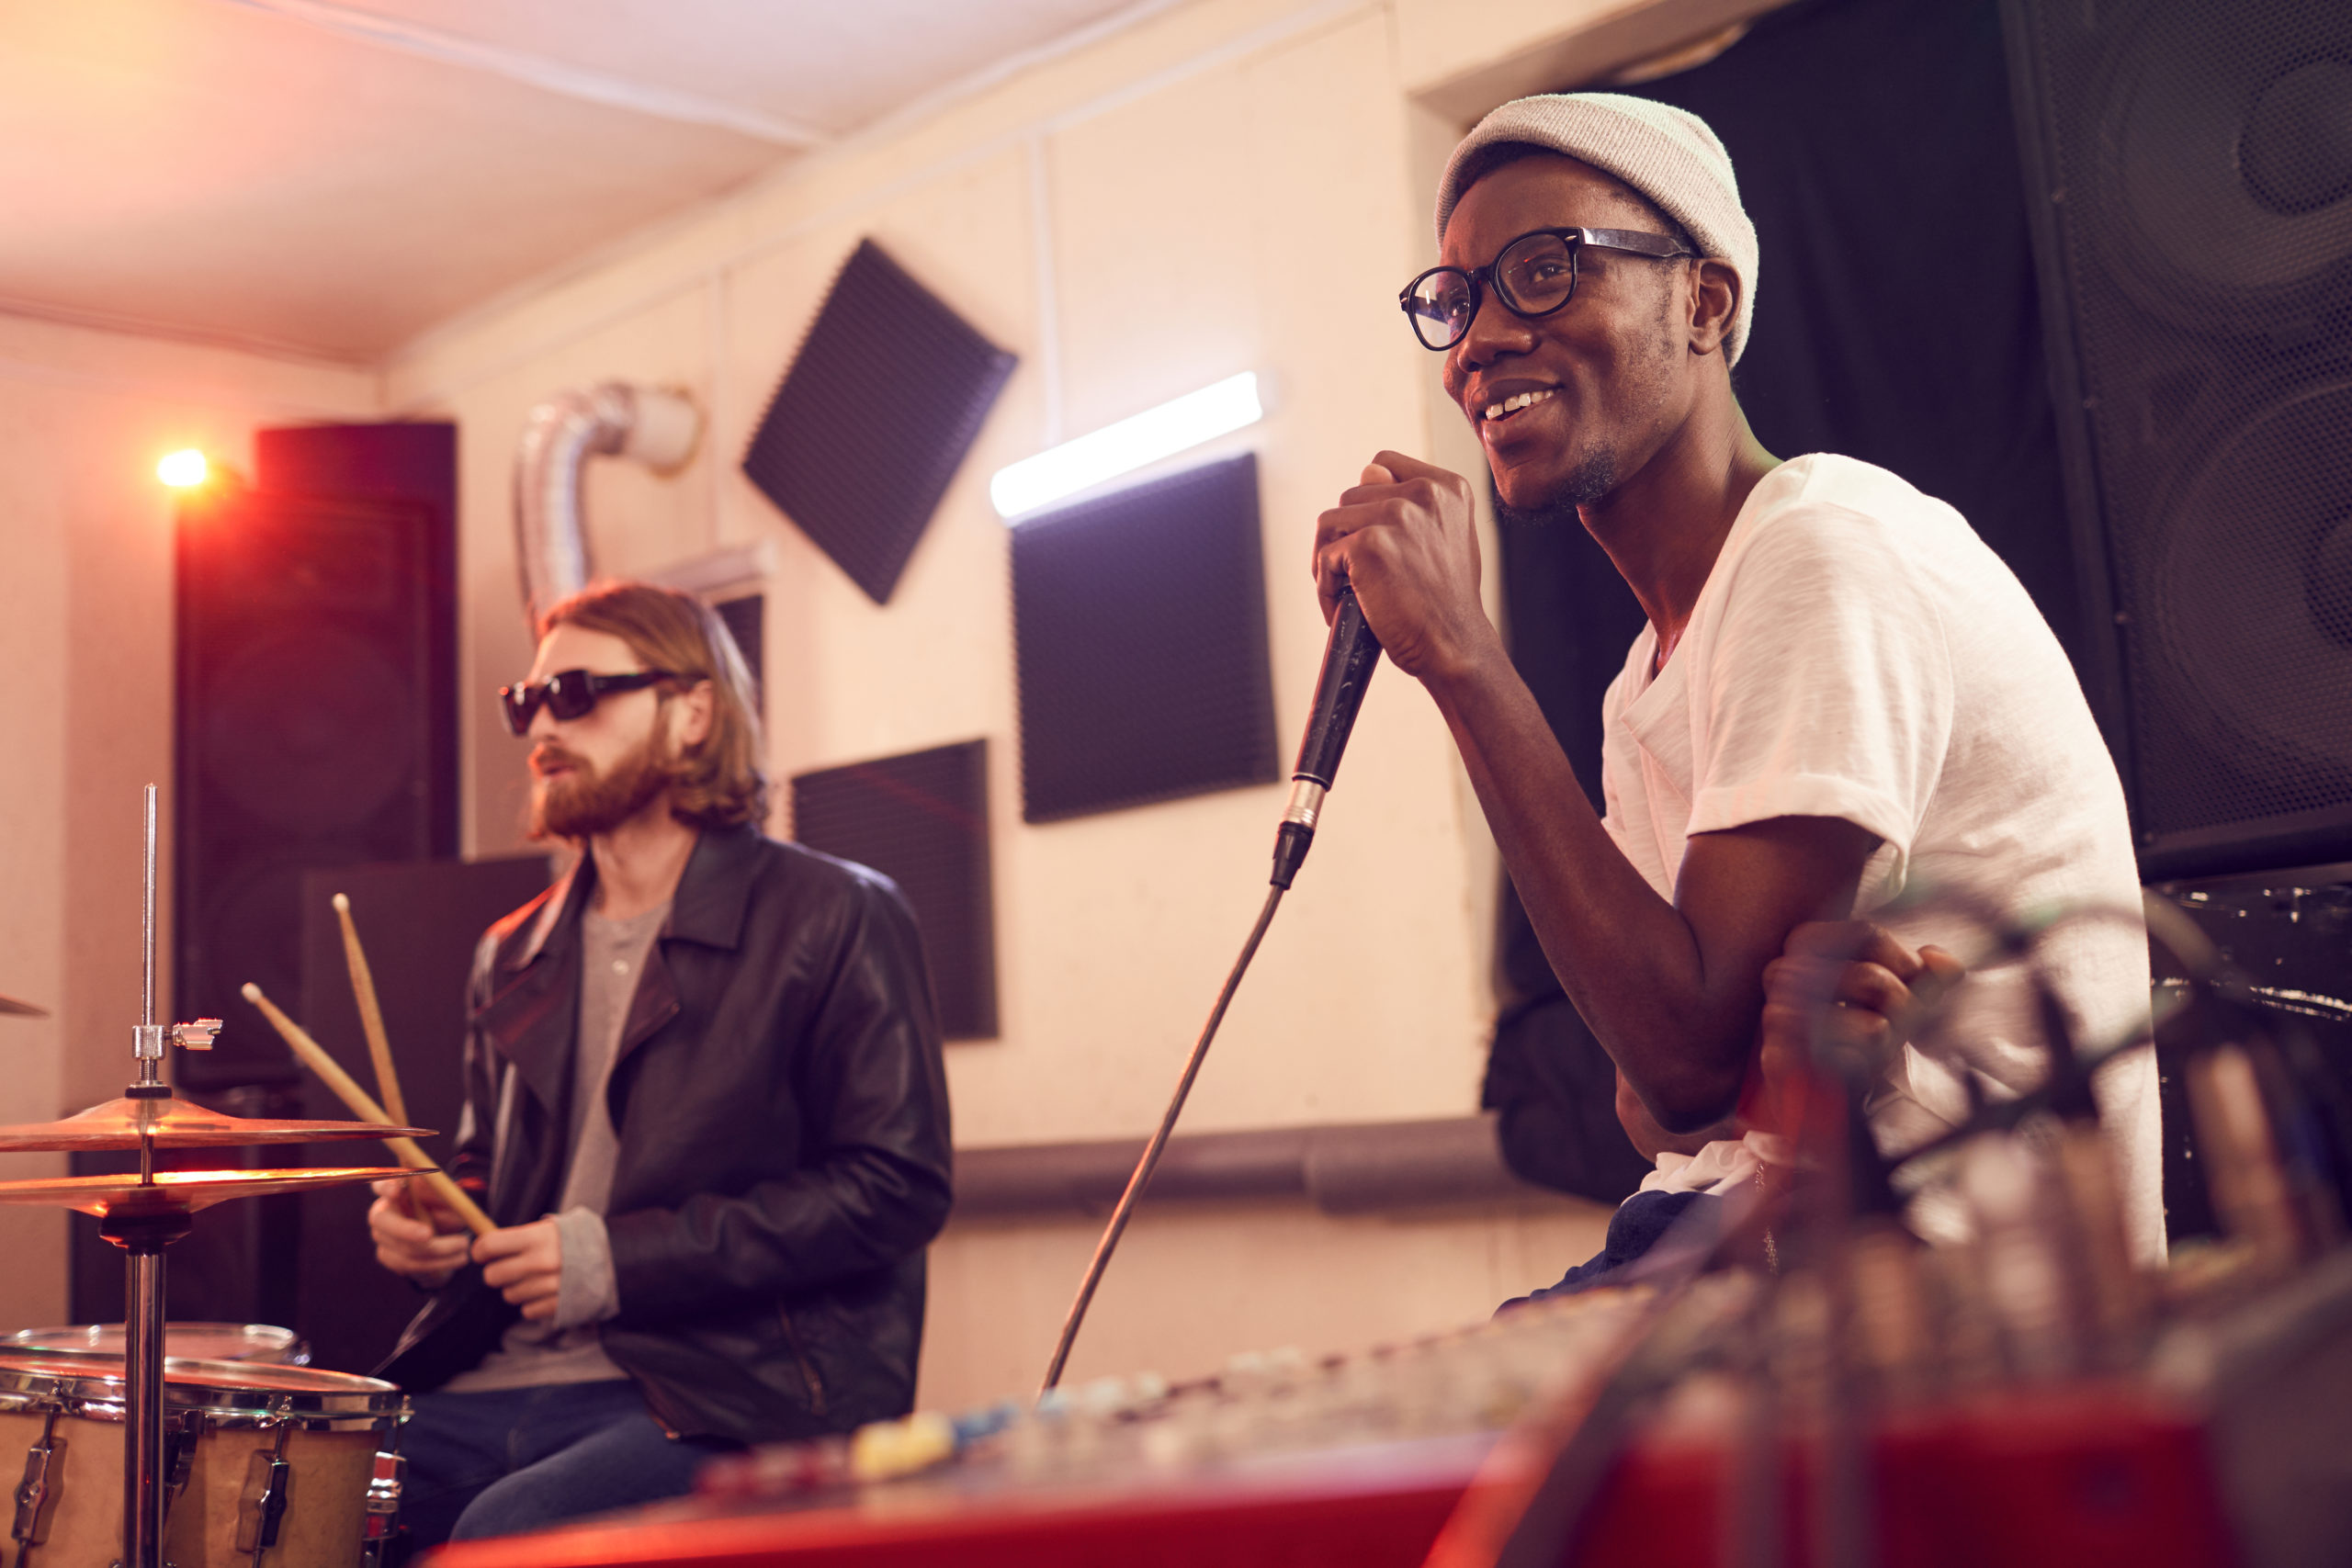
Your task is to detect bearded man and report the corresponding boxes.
[365,581,952,1551]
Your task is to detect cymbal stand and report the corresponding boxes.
[105,784,220,1568]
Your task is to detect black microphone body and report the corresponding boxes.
[1271,586,1383,887]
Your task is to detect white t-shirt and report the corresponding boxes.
[1598,454,2164,1262]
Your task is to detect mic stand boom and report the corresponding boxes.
[1039,590,1382,1393]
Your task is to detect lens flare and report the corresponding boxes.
[157,450,209,488]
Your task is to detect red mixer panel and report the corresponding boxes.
[426,1384,2234,1568]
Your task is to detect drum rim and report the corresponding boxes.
[4,1322,304,1351]
[0,1347,405,1429]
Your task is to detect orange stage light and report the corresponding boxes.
[156,449,209,488]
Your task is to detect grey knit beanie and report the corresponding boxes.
[1433,93,1758,366]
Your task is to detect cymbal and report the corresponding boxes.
[0,1096,435,1152]
[0,1167,426,1218]
[0,994,47,1018]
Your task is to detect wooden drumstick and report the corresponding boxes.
[332,893,411,1128]
[240,982,495,1237]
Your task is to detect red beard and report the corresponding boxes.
[530,731,672,839]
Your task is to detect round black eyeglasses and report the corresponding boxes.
[498,668,678,736]
[1399,227,1693,351]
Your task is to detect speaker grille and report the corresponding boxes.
[175,487,450,1087]
[791,741,996,1041]
[1011,455,1279,823]
[2008,0,2352,870]
[741,240,1016,604]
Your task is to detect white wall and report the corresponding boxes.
[0,312,376,1329]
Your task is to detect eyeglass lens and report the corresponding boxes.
[1404,232,1581,349]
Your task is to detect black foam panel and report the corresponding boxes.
[792,741,996,1041]
[715,592,764,717]
[741,239,1016,604]
[1011,453,1278,823]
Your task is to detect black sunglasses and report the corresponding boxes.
[498,668,678,737]
[1399,227,1693,351]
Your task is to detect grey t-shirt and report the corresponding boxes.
[444,897,669,1392]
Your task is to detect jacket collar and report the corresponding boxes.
[505,821,762,972]
[664,821,763,953]
[475,823,763,1111]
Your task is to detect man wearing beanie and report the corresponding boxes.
[1315,92,2161,1268]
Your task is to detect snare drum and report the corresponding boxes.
[0,1348,407,1567]
[5,1323,311,1365]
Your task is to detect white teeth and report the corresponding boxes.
[1481,389,1555,422]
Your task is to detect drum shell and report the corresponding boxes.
[0,1349,405,1568]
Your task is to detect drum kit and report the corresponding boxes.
[0,788,438,1568]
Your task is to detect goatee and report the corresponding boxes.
[1494,449,1619,528]
[530,732,672,840]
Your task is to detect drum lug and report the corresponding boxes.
[162,1412,200,1512]
[359,1451,405,1568]
[234,1422,295,1562]
[12,1408,66,1548]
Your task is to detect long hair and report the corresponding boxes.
[537,581,770,830]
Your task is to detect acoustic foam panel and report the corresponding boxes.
[1011,453,1279,823]
[714,592,764,718]
[741,239,1016,604]
[792,740,998,1041]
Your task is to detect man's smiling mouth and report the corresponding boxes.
[1481,388,1557,422]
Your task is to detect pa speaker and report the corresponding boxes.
[293,856,552,1372]
[175,427,456,1087]
[2004,0,2352,876]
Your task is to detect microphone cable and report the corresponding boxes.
[1040,589,1382,1394]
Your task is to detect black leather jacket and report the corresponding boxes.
[379,824,955,1444]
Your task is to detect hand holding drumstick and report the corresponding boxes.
[368,1175,477,1286]
[239,981,493,1236]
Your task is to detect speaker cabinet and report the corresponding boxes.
[293,856,553,1373]
[2004,0,2352,876]
[174,439,456,1087]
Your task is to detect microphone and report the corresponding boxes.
[1271,585,1383,888]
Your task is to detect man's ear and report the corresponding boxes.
[1686,257,1740,358]
[671,679,717,751]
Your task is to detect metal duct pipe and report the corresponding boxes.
[513,381,703,626]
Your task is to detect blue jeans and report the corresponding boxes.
[395,1381,734,1552]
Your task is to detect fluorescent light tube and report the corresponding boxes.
[991,372,1262,520]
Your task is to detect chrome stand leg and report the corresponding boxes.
[101,1211,189,1568]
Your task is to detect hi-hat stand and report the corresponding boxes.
[107,784,220,1568]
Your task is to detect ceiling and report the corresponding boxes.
[0,0,1158,361]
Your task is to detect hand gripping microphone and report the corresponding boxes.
[1271,584,1384,888]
